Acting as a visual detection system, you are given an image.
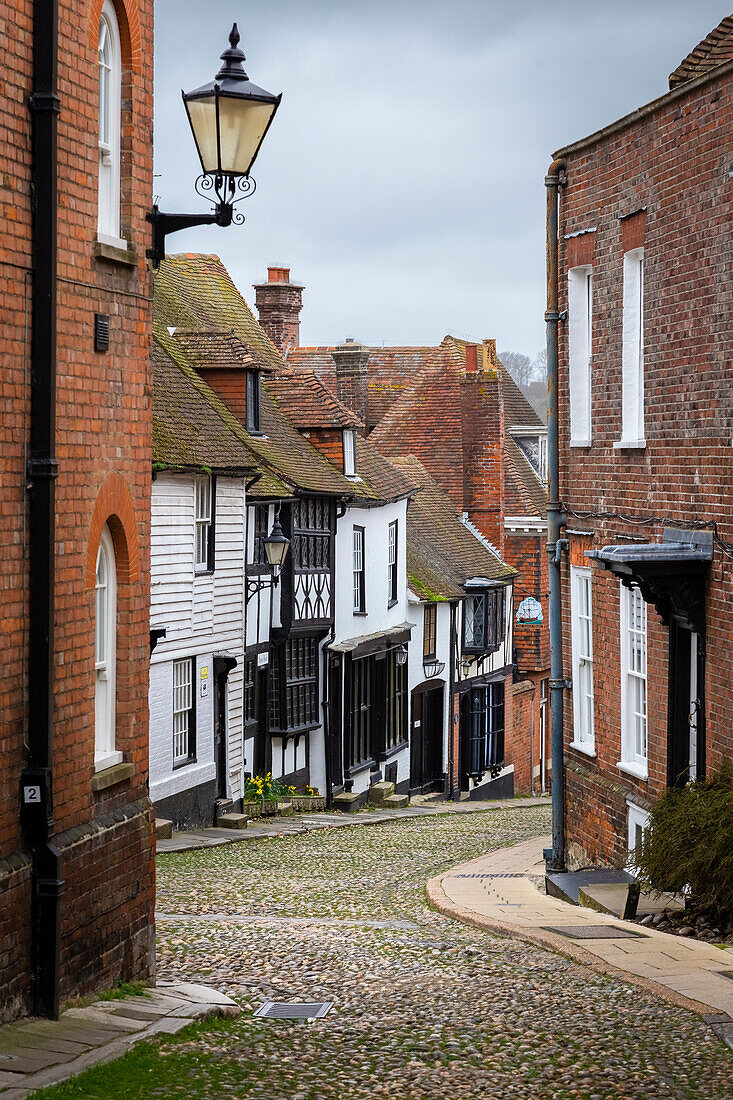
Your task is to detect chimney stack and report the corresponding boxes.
[465,344,478,372]
[253,266,303,355]
[331,338,370,433]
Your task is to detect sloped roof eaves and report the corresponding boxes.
[669,16,733,88]
[351,437,418,504]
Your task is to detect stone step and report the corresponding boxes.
[382,793,409,809]
[155,818,173,840]
[277,802,294,817]
[579,882,640,920]
[333,791,363,813]
[216,813,249,830]
[368,781,395,806]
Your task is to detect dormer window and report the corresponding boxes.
[514,433,548,483]
[246,370,261,433]
[343,430,356,477]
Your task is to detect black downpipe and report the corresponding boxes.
[25,0,64,1018]
[545,157,567,872]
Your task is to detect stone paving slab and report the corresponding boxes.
[427,834,733,1036]
[0,981,240,1098]
[156,796,551,854]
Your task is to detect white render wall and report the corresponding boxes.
[149,473,247,806]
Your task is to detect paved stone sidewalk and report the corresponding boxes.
[427,834,733,1045]
[0,982,239,1098]
[156,795,551,854]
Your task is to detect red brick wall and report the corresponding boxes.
[199,368,246,421]
[253,281,303,354]
[506,531,550,676]
[303,428,345,471]
[556,65,733,865]
[460,369,505,552]
[0,0,155,1016]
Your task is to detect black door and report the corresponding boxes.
[328,653,343,789]
[667,624,704,787]
[410,685,444,793]
[213,656,237,801]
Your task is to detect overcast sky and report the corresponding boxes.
[154,1,730,356]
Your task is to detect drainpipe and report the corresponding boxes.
[22,0,64,1018]
[545,157,567,872]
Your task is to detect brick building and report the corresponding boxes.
[286,321,549,794]
[551,16,733,867]
[0,0,155,1019]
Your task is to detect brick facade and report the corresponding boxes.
[253,267,303,355]
[555,49,733,866]
[0,0,155,1018]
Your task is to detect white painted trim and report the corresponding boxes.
[504,516,547,533]
[96,232,128,251]
[570,565,595,754]
[97,0,122,240]
[460,513,502,558]
[568,264,593,445]
[617,760,649,781]
[564,227,597,239]
[569,741,596,758]
[613,439,647,450]
[94,523,118,771]
[569,439,592,449]
[627,800,651,856]
[621,247,645,445]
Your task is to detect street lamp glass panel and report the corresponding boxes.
[264,520,290,570]
[184,93,278,178]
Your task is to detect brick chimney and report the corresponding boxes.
[253,267,303,355]
[460,346,505,553]
[331,338,370,432]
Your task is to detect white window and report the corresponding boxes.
[97,1,124,246]
[387,520,398,605]
[570,566,594,753]
[194,475,212,572]
[619,583,648,777]
[353,526,365,612]
[173,659,195,765]
[568,266,593,444]
[343,430,356,477]
[515,433,548,483]
[627,801,650,860]
[94,525,121,771]
[617,248,645,447]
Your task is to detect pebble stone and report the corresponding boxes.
[147,806,732,1100]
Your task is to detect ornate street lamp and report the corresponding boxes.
[245,510,290,602]
[147,24,281,268]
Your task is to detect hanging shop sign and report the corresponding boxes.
[516,597,543,626]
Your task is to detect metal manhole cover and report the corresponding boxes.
[254,1001,332,1020]
[450,873,524,879]
[544,925,648,940]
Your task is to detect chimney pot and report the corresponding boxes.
[267,266,290,284]
[465,345,478,372]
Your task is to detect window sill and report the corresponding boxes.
[569,439,592,448]
[94,237,138,267]
[617,759,648,781]
[613,439,646,450]
[194,568,215,577]
[380,740,409,761]
[387,598,398,609]
[569,740,596,758]
[92,760,133,792]
[353,610,368,617]
[345,474,362,482]
[94,749,123,774]
[173,756,198,771]
[346,758,376,778]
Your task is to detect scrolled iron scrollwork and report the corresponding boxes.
[194,172,256,209]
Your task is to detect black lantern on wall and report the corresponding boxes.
[148,24,281,268]
[246,510,290,602]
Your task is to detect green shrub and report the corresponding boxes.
[631,765,733,924]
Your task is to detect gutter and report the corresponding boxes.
[22,0,64,1018]
[545,157,568,872]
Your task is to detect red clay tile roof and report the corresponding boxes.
[171,330,260,371]
[266,371,363,430]
[669,15,733,88]
[391,458,515,600]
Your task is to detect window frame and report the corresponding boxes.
[246,369,261,434]
[97,0,124,247]
[465,681,505,777]
[194,474,215,574]
[568,264,593,445]
[251,503,269,570]
[423,603,437,660]
[292,497,331,573]
[353,525,366,614]
[387,520,398,607]
[570,566,595,754]
[343,430,357,477]
[619,583,648,778]
[462,588,505,655]
[173,657,196,767]
[617,247,645,448]
[627,801,650,860]
[94,524,122,772]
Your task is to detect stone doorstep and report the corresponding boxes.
[216,812,250,830]
[368,781,395,806]
[155,817,173,840]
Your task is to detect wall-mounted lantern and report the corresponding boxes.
[246,511,290,602]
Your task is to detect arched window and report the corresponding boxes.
[95,524,121,770]
[97,1,123,244]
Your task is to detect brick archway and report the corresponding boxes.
[89,0,142,73]
[86,471,140,590]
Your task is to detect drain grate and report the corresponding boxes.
[544,924,648,940]
[254,1001,332,1020]
[450,873,524,879]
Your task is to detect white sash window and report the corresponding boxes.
[568,266,593,445]
[619,583,648,778]
[617,248,645,447]
[95,525,121,771]
[570,566,594,753]
[98,1,124,246]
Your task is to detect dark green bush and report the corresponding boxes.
[631,764,733,925]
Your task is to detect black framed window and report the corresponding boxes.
[466,681,505,777]
[385,649,407,751]
[173,658,196,766]
[194,474,215,572]
[246,369,261,433]
[423,603,437,659]
[462,588,505,654]
[293,497,331,571]
[244,656,257,731]
[387,520,398,607]
[252,504,269,567]
[353,526,366,612]
[267,637,319,733]
[349,655,372,766]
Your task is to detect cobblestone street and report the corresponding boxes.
[43,806,733,1099]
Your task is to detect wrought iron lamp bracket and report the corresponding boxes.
[146,173,256,268]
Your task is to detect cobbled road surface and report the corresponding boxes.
[49,805,733,1098]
